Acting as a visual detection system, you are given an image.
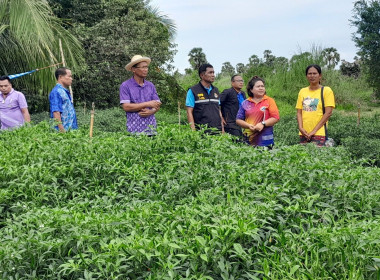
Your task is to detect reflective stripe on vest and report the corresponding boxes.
[195,99,219,104]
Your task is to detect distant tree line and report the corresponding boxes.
[185,47,349,78]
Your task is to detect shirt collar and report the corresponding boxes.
[131,77,145,87]
[0,88,15,99]
[56,83,70,92]
[200,81,213,92]
[247,95,269,103]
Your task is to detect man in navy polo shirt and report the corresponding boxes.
[186,63,223,133]
[120,55,161,135]
[220,74,246,137]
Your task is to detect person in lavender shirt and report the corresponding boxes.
[0,76,31,130]
[120,55,161,135]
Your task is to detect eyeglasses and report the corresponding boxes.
[133,66,149,69]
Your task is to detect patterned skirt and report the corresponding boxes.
[299,135,326,147]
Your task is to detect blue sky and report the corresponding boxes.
[149,0,359,73]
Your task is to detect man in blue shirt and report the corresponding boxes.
[186,63,223,133]
[49,67,78,132]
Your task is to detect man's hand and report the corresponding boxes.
[58,124,66,133]
[221,116,226,126]
[146,100,161,110]
[138,108,156,117]
[53,111,65,133]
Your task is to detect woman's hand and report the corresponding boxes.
[253,122,265,132]
[299,127,309,139]
[307,130,317,139]
[248,124,256,132]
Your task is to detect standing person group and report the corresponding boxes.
[185,63,335,149]
[184,63,280,148]
[2,59,335,149]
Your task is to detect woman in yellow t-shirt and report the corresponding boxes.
[296,64,335,146]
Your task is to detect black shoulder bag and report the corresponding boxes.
[320,86,328,140]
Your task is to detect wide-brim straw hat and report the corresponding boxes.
[125,55,151,71]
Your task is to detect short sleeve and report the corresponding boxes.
[324,87,335,108]
[295,90,303,110]
[236,102,246,120]
[268,98,280,120]
[120,83,131,104]
[49,90,62,113]
[185,89,195,108]
[151,84,160,102]
[18,93,28,109]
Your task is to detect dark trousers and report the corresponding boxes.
[224,127,243,137]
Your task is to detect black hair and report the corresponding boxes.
[55,67,70,80]
[246,76,265,97]
[0,76,12,85]
[198,63,213,77]
[231,74,242,82]
[305,64,322,75]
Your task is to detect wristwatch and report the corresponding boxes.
[261,121,266,127]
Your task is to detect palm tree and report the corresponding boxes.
[322,47,340,69]
[188,47,208,70]
[146,3,177,40]
[248,54,260,66]
[0,0,84,96]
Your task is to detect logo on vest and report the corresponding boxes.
[214,93,218,98]
[197,93,205,100]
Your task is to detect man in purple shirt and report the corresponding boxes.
[120,55,161,134]
[0,76,31,130]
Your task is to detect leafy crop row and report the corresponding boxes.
[1,121,379,279]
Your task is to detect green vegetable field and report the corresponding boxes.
[1,113,380,279]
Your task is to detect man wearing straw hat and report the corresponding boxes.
[49,67,78,132]
[120,55,161,135]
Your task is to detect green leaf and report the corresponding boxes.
[200,254,208,262]
[168,243,181,249]
[289,265,300,276]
